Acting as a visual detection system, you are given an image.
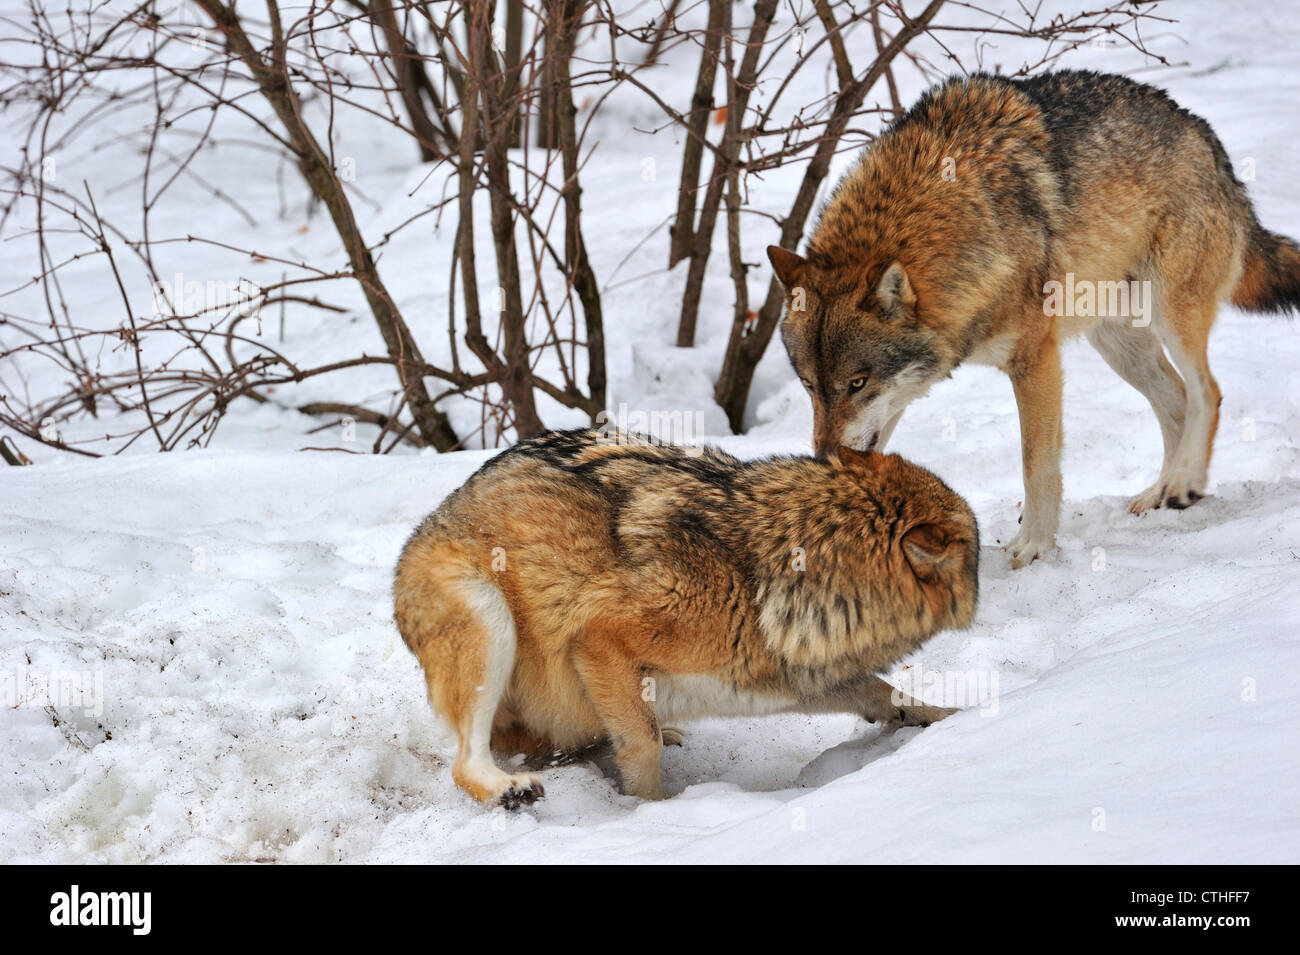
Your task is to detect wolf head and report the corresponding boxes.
[834,445,979,632]
[769,246,951,458]
[749,443,979,666]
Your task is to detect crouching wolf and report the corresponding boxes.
[393,430,977,808]
[769,70,1300,568]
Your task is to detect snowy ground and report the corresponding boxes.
[2,1,1299,863]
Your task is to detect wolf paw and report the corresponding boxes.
[455,762,547,810]
[1004,527,1054,569]
[1161,482,1204,511]
[863,694,956,727]
[1128,478,1205,513]
[660,726,685,747]
[1127,483,1166,514]
[891,703,957,727]
[498,776,545,811]
[624,780,668,801]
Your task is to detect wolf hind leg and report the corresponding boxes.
[1086,319,1187,513]
[431,577,544,809]
[1144,211,1233,510]
[1151,297,1221,510]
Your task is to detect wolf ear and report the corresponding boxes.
[901,522,961,581]
[833,446,887,472]
[873,261,916,316]
[767,246,807,287]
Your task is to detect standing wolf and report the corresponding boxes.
[768,70,1300,567]
[394,430,977,807]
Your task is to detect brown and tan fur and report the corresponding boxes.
[393,429,978,808]
[769,71,1300,568]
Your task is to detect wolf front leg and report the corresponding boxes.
[571,627,667,800]
[1005,336,1063,568]
[789,675,956,726]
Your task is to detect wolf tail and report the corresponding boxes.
[1231,224,1300,314]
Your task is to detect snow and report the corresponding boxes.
[2,1,1299,863]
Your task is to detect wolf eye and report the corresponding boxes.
[848,377,867,393]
